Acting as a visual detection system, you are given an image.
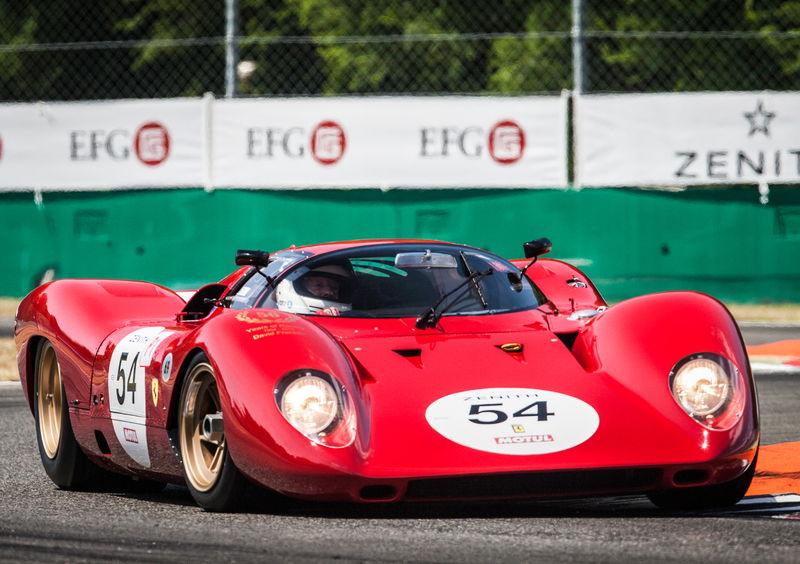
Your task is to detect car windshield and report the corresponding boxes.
[251,244,545,318]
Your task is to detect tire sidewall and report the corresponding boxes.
[33,341,90,488]
[178,352,247,511]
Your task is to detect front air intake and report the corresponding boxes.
[359,485,399,501]
[672,469,710,486]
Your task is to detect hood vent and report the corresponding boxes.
[394,348,422,357]
[555,332,578,350]
[393,348,423,369]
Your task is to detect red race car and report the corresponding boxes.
[14,239,758,511]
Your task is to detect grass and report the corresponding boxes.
[1,299,798,382]
[0,338,18,382]
[726,304,800,323]
[0,298,19,318]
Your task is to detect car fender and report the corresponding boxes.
[15,279,184,413]
[178,309,367,488]
[571,291,758,461]
[512,258,606,313]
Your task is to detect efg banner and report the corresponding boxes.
[0,99,203,190]
[575,92,800,187]
[212,96,568,188]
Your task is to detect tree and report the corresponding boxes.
[2,0,800,100]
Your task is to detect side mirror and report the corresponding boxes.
[235,249,270,267]
[523,238,552,259]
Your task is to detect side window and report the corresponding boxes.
[227,271,269,310]
[228,252,309,309]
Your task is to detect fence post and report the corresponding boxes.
[225,0,240,98]
[571,0,586,94]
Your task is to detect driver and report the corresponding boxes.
[275,263,354,316]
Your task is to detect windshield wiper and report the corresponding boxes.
[459,251,489,309]
[415,268,493,329]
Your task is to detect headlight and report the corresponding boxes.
[669,353,742,430]
[275,369,356,447]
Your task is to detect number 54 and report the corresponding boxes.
[468,401,554,425]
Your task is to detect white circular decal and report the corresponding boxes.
[161,352,173,382]
[425,388,599,455]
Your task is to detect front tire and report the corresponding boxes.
[178,353,249,511]
[33,340,96,488]
[647,455,757,510]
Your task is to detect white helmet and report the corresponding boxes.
[275,264,354,315]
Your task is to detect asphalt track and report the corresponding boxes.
[1,327,799,563]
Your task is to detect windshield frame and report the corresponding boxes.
[243,242,547,318]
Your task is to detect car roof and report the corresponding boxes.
[274,239,471,257]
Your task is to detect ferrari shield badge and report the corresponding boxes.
[151,378,159,407]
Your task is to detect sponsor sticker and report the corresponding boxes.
[123,427,139,444]
[235,310,303,340]
[425,387,599,455]
[161,352,173,382]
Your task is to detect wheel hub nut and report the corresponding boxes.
[202,412,224,442]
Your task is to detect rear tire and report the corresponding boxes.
[647,454,757,510]
[178,353,249,511]
[33,340,96,489]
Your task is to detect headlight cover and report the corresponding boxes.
[669,353,743,430]
[275,369,356,447]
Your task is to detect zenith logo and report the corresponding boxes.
[673,98,799,180]
[744,100,776,138]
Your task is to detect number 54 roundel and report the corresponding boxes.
[425,388,600,456]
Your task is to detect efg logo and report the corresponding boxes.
[488,120,526,164]
[310,121,346,165]
[674,99,799,180]
[70,121,171,166]
[134,122,170,166]
[420,119,526,165]
[246,120,347,166]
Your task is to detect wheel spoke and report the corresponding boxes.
[209,443,224,472]
[179,362,227,493]
[200,435,222,449]
[37,343,63,460]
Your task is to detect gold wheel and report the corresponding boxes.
[179,362,226,493]
[36,342,63,460]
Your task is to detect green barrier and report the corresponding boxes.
[2,187,799,303]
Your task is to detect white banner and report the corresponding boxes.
[575,92,800,187]
[0,99,203,190]
[212,96,568,188]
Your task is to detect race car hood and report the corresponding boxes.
[334,324,751,478]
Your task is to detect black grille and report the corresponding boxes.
[405,468,662,501]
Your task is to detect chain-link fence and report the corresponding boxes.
[2,0,799,102]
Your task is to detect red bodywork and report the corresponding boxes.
[15,239,758,503]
